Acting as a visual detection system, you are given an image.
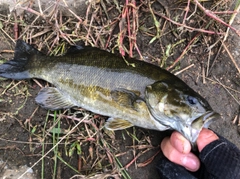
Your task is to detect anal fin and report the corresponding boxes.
[105,118,133,130]
[35,87,75,110]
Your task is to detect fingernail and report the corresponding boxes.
[181,155,199,172]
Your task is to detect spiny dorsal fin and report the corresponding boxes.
[66,45,100,54]
[66,45,85,54]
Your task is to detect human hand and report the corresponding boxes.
[157,128,240,179]
[160,128,219,171]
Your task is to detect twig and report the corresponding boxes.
[182,0,191,24]
[214,77,240,105]
[192,73,240,94]
[193,0,240,36]
[167,33,200,70]
[18,115,89,179]
[223,1,240,41]
[137,149,160,167]
[124,148,152,169]
[156,12,224,35]
[33,79,43,88]
[222,41,240,74]
[0,27,15,44]
[174,64,195,75]
[233,115,238,124]
[202,64,206,84]
[208,0,240,75]
[37,0,43,15]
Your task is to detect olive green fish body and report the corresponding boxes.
[0,40,219,145]
[0,40,170,130]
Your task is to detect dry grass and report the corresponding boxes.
[0,0,239,178]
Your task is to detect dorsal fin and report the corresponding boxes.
[66,45,101,54]
[66,45,85,54]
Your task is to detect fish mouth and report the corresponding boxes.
[192,111,220,129]
[189,111,220,149]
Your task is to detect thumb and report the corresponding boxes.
[197,128,219,152]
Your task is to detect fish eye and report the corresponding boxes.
[187,96,198,105]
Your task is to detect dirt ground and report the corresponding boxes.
[0,1,240,179]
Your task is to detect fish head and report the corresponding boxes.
[145,80,220,146]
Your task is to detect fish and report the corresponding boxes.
[0,40,219,146]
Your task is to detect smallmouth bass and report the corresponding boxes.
[0,40,219,145]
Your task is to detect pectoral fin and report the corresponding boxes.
[111,88,143,109]
[35,87,75,110]
[133,99,150,113]
[105,118,133,130]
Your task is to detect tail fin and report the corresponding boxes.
[0,40,42,80]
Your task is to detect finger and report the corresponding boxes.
[170,131,191,154]
[197,128,219,152]
[161,137,200,172]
